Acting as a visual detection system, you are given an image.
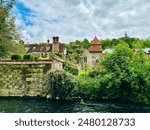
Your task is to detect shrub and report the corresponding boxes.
[88,66,104,78]
[23,54,33,60]
[11,55,22,60]
[54,52,63,58]
[34,56,38,60]
[76,76,100,99]
[23,54,38,60]
[45,70,78,100]
[63,61,78,75]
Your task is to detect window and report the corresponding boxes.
[41,53,48,58]
[84,56,87,63]
[96,59,99,64]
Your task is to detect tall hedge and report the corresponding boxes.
[45,70,78,100]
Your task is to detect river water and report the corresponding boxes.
[0,98,150,113]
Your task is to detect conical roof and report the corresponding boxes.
[88,36,102,53]
[91,36,101,44]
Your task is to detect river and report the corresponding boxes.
[0,97,150,113]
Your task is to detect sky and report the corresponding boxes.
[12,0,150,43]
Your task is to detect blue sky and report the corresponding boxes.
[12,0,150,43]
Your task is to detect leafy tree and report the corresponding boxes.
[118,33,139,48]
[99,41,150,104]
[0,0,23,58]
[111,38,120,47]
[81,38,90,49]
[143,39,150,48]
[76,76,100,99]
[12,40,26,55]
[101,33,144,49]
[66,40,84,63]
[132,40,144,49]
[101,38,112,49]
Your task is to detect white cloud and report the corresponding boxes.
[12,0,150,43]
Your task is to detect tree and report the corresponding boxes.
[0,0,23,58]
[81,38,90,49]
[66,40,84,63]
[100,41,150,104]
[143,39,150,48]
[132,40,144,49]
[12,40,26,55]
[101,38,112,49]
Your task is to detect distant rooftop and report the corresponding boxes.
[24,36,65,53]
[102,48,114,54]
[88,36,102,53]
[143,48,150,54]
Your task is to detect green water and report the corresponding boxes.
[0,98,150,113]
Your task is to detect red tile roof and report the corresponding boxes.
[88,37,102,53]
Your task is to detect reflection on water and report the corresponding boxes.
[0,97,150,113]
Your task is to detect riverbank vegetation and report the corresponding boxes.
[46,41,150,105]
[77,42,150,104]
[45,70,77,100]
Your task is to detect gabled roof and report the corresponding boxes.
[91,36,101,45]
[25,43,65,53]
[25,44,51,52]
[88,36,102,53]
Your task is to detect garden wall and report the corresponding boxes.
[0,61,52,97]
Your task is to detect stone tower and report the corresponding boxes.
[52,36,59,52]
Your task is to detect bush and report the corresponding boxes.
[23,54,38,60]
[54,52,63,58]
[88,66,104,78]
[76,76,100,99]
[45,70,78,100]
[63,61,78,75]
[11,55,22,60]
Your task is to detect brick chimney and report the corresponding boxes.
[53,36,59,44]
[52,36,59,52]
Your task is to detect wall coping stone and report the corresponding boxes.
[0,60,52,65]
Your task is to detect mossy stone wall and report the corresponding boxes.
[0,64,50,97]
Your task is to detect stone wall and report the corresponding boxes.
[0,61,52,97]
[83,50,102,68]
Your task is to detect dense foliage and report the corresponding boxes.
[11,54,38,60]
[99,42,150,104]
[81,38,90,49]
[23,54,38,60]
[76,75,100,99]
[71,41,150,104]
[46,71,77,100]
[66,40,84,63]
[101,33,150,49]
[63,61,78,75]
[11,54,22,60]
[0,0,25,59]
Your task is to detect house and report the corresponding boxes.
[143,48,150,57]
[102,48,114,54]
[83,36,103,68]
[25,36,65,59]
